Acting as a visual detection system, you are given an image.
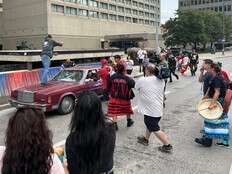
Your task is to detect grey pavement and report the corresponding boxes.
[0,57,232,173]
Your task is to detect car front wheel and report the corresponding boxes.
[58,96,75,115]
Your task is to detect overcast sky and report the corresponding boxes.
[161,0,178,24]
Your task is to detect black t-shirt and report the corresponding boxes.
[208,75,226,99]
[189,53,199,64]
[65,121,116,174]
[109,72,135,100]
[203,73,213,95]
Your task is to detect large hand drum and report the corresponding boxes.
[197,99,223,120]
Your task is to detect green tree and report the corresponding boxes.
[162,10,232,49]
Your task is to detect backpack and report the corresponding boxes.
[157,64,170,79]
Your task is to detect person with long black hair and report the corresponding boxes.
[65,91,116,174]
[0,108,65,174]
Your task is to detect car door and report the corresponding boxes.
[84,69,103,95]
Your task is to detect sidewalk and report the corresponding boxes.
[0,66,143,111]
[199,50,232,60]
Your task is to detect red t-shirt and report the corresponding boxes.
[221,70,230,84]
[99,66,110,89]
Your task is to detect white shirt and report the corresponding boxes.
[0,146,65,174]
[126,59,134,70]
[135,76,165,117]
[137,49,147,60]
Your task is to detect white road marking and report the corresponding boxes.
[0,104,10,108]
[0,108,16,116]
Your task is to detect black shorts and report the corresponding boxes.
[139,59,143,64]
[144,115,161,132]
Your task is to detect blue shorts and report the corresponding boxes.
[144,115,161,132]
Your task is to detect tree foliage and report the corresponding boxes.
[162,10,232,48]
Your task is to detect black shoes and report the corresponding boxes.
[195,137,212,147]
[158,144,173,153]
[137,136,149,146]
[113,122,118,131]
[127,118,134,127]
[113,118,134,131]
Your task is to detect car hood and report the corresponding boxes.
[16,81,80,94]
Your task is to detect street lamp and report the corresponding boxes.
[222,0,225,55]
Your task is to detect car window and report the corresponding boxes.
[53,70,83,82]
[86,69,100,82]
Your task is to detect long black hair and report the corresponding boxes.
[2,108,53,174]
[69,90,106,174]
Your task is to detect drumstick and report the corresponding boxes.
[199,108,209,111]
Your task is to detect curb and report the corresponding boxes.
[0,103,11,111]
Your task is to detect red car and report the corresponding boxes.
[9,66,103,114]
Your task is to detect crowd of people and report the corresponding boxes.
[2,35,230,174]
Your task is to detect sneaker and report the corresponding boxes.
[137,136,149,146]
[114,122,118,131]
[216,142,230,148]
[158,144,173,153]
[195,138,212,147]
[127,119,134,127]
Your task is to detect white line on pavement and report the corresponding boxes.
[0,108,16,115]
[229,164,232,174]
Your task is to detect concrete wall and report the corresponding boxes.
[0,12,3,48]
[47,7,157,49]
[2,0,48,50]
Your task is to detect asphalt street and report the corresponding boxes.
[0,56,232,173]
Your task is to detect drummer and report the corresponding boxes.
[195,63,228,147]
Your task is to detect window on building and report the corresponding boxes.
[139,19,144,24]
[145,4,149,10]
[64,0,77,3]
[150,13,154,18]
[118,6,124,13]
[145,19,149,25]
[150,5,154,10]
[118,15,125,21]
[125,8,132,14]
[79,0,88,5]
[89,0,98,7]
[109,4,117,11]
[51,4,64,13]
[132,1,138,7]
[132,9,138,15]
[109,14,117,20]
[100,13,108,19]
[100,2,108,9]
[79,9,88,16]
[118,0,125,4]
[139,2,144,8]
[139,11,144,16]
[89,11,99,18]
[126,17,132,22]
[66,7,77,15]
[125,0,131,5]
[150,21,155,26]
[145,12,149,17]
[228,5,231,11]
[132,18,138,23]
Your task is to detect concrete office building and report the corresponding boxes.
[0,0,3,49]
[1,0,161,50]
[179,0,232,16]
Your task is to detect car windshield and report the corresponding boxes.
[53,70,84,82]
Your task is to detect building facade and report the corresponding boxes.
[1,0,161,50]
[0,0,3,49]
[179,0,232,16]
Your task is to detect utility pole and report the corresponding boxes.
[222,0,225,55]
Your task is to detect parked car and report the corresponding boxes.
[9,66,103,115]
